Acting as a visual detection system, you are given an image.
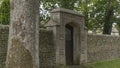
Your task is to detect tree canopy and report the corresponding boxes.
[0,0,120,34]
[40,0,120,35]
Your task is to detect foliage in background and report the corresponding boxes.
[101,0,120,34]
[0,0,10,25]
[40,0,79,25]
[40,0,120,35]
[0,0,120,34]
[75,0,120,34]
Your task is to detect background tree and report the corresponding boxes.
[101,0,119,34]
[78,0,120,34]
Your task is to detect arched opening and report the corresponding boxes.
[65,24,74,65]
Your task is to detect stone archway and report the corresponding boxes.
[45,8,87,65]
[64,22,81,65]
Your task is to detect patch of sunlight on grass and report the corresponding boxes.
[85,59,120,68]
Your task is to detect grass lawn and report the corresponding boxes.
[85,59,120,68]
[1,59,120,68]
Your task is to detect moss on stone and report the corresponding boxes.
[6,38,33,68]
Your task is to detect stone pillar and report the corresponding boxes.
[80,29,88,63]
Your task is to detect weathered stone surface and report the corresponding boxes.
[0,25,9,68]
[39,30,55,68]
[87,34,120,62]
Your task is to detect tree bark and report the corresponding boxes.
[5,0,40,68]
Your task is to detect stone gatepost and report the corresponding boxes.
[45,8,87,65]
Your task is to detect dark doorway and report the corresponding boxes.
[65,24,73,65]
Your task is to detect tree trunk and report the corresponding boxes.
[103,8,113,35]
[5,0,40,68]
[103,21,113,34]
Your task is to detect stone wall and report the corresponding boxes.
[87,34,120,63]
[39,30,55,68]
[0,25,9,68]
[0,26,55,68]
[1,25,120,67]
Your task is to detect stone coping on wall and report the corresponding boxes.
[51,8,84,17]
[0,25,9,28]
[88,33,120,37]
